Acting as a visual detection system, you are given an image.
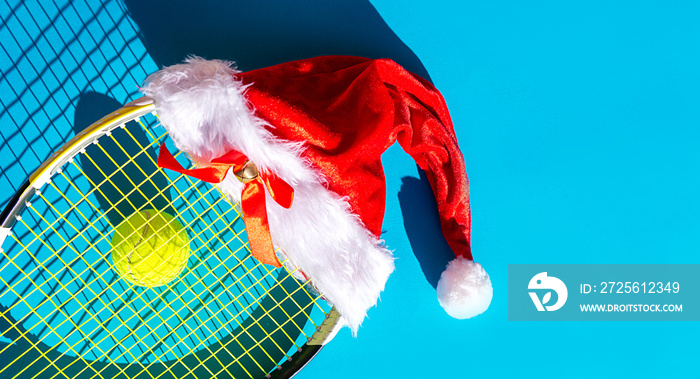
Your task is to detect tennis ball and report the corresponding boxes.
[110,209,190,287]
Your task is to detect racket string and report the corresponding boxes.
[9,187,239,374]
[5,184,243,376]
[1,113,333,379]
[0,228,122,379]
[0,146,218,324]
[1,123,168,257]
[173,177,330,359]
[1,124,205,362]
[7,211,172,378]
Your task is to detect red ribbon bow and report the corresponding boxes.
[157,144,293,267]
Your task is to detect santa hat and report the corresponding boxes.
[142,56,492,332]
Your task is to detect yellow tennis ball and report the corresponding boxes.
[110,209,190,287]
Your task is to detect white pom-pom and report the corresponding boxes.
[436,256,492,319]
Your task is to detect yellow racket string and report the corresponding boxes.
[82,131,280,374]
[36,193,237,379]
[0,112,331,379]
[193,286,320,379]
[8,176,261,379]
[0,124,163,269]
[0,141,214,343]
[13,163,249,377]
[1,119,221,315]
[175,172,329,328]
[156,179,332,377]
[1,225,121,378]
[0,257,106,377]
[7,223,320,379]
[33,173,279,379]
[177,175,322,334]
[0,170,215,347]
[5,191,199,377]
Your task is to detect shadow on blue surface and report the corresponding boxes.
[123,0,431,79]
[398,171,454,288]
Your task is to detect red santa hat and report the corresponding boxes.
[142,56,492,333]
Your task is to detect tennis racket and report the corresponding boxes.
[0,96,341,379]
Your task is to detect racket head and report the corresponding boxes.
[0,97,339,379]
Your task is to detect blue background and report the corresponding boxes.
[1,0,698,377]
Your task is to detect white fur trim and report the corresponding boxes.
[436,257,492,319]
[141,57,395,334]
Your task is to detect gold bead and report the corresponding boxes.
[234,161,259,183]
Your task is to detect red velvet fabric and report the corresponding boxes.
[236,56,472,260]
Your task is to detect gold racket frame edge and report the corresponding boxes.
[0,97,156,248]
